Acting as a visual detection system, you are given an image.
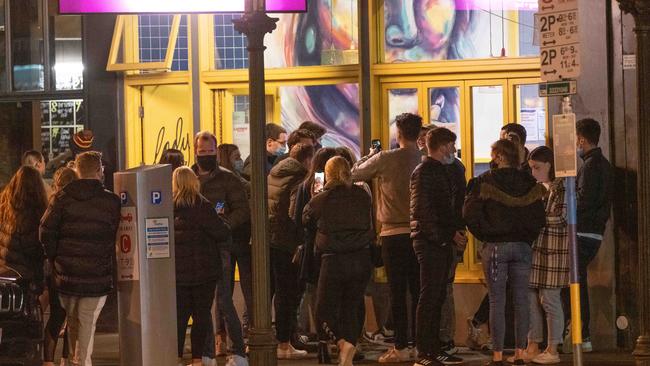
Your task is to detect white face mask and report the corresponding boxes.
[442,153,455,165]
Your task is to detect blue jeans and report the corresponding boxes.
[204,250,246,357]
[481,242,532,352]
[529,288,564,345]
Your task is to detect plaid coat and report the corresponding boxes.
[530,178,570,289]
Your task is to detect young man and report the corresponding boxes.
[40,151,120,366]
[242,123,288,180]
[267,143,315,359]
[272,128,316,167]
[410,128,465,366]
[500,123,530,174]
[192,131,250,366]
[562,118,613,352]
[299,120,327,150]
[351,113,423,363]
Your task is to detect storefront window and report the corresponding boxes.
[138,14,189,71]
[471,85,504,176]
[0,1,7,91]
[280,83,360,157]
[515,84,546,150]
[429,87,462,152]
[382,0,538,63]
[11,0,45,91]
[40,99,84,161]
[387,88,418,149]
[214,0,359,70]
[49,2,83,90]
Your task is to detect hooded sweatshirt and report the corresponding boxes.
[40,179,121,297]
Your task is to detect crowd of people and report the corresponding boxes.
[0,115,612,366]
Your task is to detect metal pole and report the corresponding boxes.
[562,95,583,366]
[233,3,278,366]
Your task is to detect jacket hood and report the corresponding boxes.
[270,157,307,178]
[479,168,546,207]
[63,179,106,201]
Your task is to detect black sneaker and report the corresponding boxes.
[440,340,459,355]
[435,352,463,365]
[414,355,444,366]
[484,361,504,366]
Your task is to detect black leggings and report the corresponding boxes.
[177,281,217,359]
[316,250,372,346]
[43,276,69,362]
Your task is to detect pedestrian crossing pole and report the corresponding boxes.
[561,95,583,366]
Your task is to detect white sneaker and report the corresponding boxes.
[277,344,308,359]
[582,341,593,353]
[201,356,217,366]
[532,351,561,364]
[225,355,249,366]
[378,347,411,363]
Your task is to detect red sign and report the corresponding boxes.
[120,234,132,254]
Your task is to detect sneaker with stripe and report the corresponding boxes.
[435,352,463,365]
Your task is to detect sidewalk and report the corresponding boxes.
[87,333,641,366]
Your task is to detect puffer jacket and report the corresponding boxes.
[174,198,230,286]
[193,165,250,233]
[0,211,45,288]
[40,179,121,297]
[463,168,546,244]
[267,157,308,254]
[302,182,373,254]
[410,157,456,244]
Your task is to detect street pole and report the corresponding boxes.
[617,0,650,358]
[233,1,278,365]
[561,96,583,366]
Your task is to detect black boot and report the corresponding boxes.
[318,341,332,364]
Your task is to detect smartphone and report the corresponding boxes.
[371,139,382,151]
[215,201,225,215]
[313,172,325,193]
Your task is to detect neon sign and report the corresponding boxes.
[59,0,308,14]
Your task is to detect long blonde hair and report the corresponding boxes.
[173,167,201,208]
[324,156,352,186]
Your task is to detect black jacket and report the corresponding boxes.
[303,182,373,254]
[0,211,45,289]
[241,153,277,181]
[267,158,308,253]
[40,179,121,297]
[463,168,546,244]
[447,158,468,233]
[410,157,456,244]
[174,198,230,286]
[193,165,250,237]
[577,148,613,235]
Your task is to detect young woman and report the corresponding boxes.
[524,146,569,364]
[172,167,230,366]
[159,148,186,171]
[464,139,546,366]
[303,157,374,366]
[217,144,245,177]
[0,166,47,286]
[43,166,77,366]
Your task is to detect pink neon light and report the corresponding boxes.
[59,0,307,14]
[456,0,538,11]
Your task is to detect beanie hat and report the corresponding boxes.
[71,129,94,155]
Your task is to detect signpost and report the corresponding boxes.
[538,1,582,364]
[539,0,580,81]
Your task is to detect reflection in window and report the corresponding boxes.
[280,83,360,157]
[214,0,358,70]
[516,84,546,150]
[383,0,539,63]
[49,7,83,90]
[41,99,84,161]
[138,15,188,71]
[388,89,418,149]
[429,87,461,152]
[471,85,503,177]
[11,0,45,91]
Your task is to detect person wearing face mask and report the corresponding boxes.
[242,123,288,180]
[191,132,251,366]
[410,128,465,366]
[560,118,613,353]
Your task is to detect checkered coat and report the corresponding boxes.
[529,178,570,289]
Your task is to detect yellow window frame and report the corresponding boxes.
[107,15,182,72]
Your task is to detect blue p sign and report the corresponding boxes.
[120,192,128,205]
[151,191,162,205]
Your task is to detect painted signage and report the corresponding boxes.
[59,0,308,14]
[116,207,139,281]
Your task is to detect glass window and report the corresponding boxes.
[49,2,83,90]
[40,99,84,162]
[0,101,34,185]
[428,86,462,154]
[0,1,7,91]
[214,0,359,70]
[471,85,503,177]
[280,83,360,157]
[515,84,546,150]
[388,88,418,149]
[11,0,45,91]
[382,0,539,63]
[138,14,189,71]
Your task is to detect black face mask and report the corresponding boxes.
[196,155,217,172]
